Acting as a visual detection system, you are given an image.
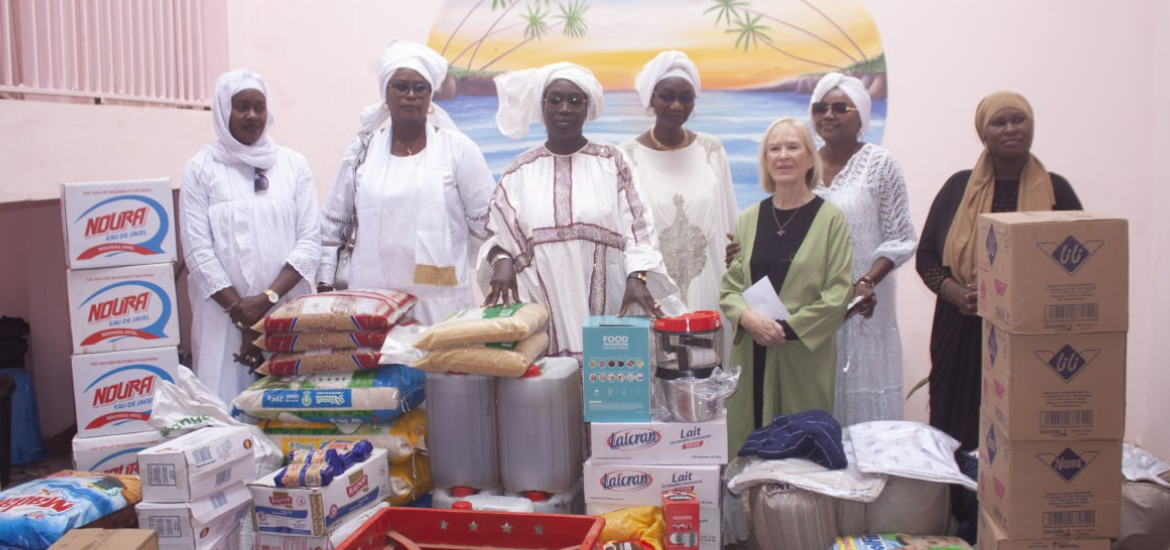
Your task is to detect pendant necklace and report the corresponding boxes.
[393,132,426,156]
[770,199,806,237]
[649,127,687,151]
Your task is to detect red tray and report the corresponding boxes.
[335,507,605,550]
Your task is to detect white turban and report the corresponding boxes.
[207,69,278,170]
[358,40,455,135]
[810,72,872,136]
[634,51,701,109]
[494,62,604,139]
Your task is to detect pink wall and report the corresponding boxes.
[0,0,1163,457]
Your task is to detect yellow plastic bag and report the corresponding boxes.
[386,454,434,506]
[599,506,664,550]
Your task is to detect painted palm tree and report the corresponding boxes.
[465,0,558,70]
[440,0,511,56]
[797,0,868,62]
[710,0,860,69]
[704,0,749,27]
[477,0,590,71]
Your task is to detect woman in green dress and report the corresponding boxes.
[720,117,854,454]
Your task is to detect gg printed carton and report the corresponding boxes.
[588,413,728,465]
[60,178,176,269]
[71,347,181,437]
[978,414,1121,539]
[976,212,1128,334]
[67,263,179,354]
[248,448,390,537]
[977,509,1110,550]
[72,430,165,475]
[138,426,256,503]
[583,316,653,423]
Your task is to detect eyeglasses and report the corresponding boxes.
[811,101,858,115]
[389,80,431,98]
[654,91,695,105]
[254,168,269,193]
[543,93,588,110]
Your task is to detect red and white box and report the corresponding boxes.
[588,414,728,465]
[583,460,721,509]
[67,263,179,354]
[663,490,701,550]
[60,178,176,269]
[72,430,165,475]
[71,347,181,437]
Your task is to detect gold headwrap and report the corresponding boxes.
[942,91,1056,285]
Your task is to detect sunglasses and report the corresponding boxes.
[811,101,858,115]
[389,80,431,97]
[543,93,589,109]
[254,168,269,193]
[654,91,695,105]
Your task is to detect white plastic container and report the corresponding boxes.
[425,371,499,490]
[506,476,584,515]
[431,486,502,509]
[455,494,536,513]
[497,357,583,494]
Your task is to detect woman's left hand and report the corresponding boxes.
[852,282,877,318]
[230,295,272,330]
[232,328,265,371]
[618,277,665,319]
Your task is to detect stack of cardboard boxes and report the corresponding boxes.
[136,426,256,550]
[63,179,181,476]
[581,316,728,550]
[975,211,1127,550]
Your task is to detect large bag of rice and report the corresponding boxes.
[0,471,141,550]
[413,303,548,350]
[254,330,389,352]
[413,331,549,377]
[256,290,416,333]
[232,365,425,424]
[256,348,382,376]
[261,408,428,465]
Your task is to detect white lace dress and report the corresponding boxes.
[813,143,917,425]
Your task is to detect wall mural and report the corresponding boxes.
[428,0,886,210]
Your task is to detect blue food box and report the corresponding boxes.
[583,316,652,422]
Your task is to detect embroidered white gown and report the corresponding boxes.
[813,143,918,425]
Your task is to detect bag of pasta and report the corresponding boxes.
[256,290,417,333]
[413,331,549,377]
[413,303,549,350]
[254,330,390,352]
[256,348,382,376]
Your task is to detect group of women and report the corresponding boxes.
[180,40,1080,457]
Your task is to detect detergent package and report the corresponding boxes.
[0,470,142,550]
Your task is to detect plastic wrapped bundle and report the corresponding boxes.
[232,365,425,424]
[288,448,347,474]
[260,409,426,465]
[413,303,549,350]
[256,348,382,376]
[413,331,549,377]
[274,461,335,488]
[255,330,390,352]
[255,289,416,333]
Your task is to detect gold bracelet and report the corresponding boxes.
[857,276,876,288]
[627,271,647,283]
[490,253,513,267]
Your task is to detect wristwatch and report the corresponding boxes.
[263,289,280,304]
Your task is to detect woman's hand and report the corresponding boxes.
[740,310,786,347]
[483,258,520,307]
[853,282,877,318]
[232,328,265,372]
[618,276,665,319]
[724,232,741,269]
[230,295,272,330]
[942,279,978,315]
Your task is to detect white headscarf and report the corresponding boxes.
[357,40,455,135]
[810,72,872,136]
[494,62,604,139]
[207,69,278,170]
[634,51,701,110]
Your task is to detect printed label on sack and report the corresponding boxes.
[1034,345,1099,383]
[262,389,353,409]
[82,364,175,429]
[1038,448,1099,482]
[1037,236,1103,275]
[73,194,170,261]
[77,280,173,345]
[0,492,76,515]
[482,303,525,319]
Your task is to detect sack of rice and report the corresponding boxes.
[256,289,417,333]
[255,330,389,352]
[261,408,427,465]
[232,365,425,424]
[256,348,382,376]
[413,330,549,377]
[413,303,549,351]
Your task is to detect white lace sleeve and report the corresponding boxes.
[870,149,918,268]
[284,152,321,285]
[179,155,234,299]
[450,131,496,255]
[316,136,367,285]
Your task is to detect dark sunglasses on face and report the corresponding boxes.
[655,91,695,105]
[389,80,431,97]
[254,168,269,193]
[543,94,588,109]
[811,101,858,115]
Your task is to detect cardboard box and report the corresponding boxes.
[583,316,653,422]
[61,178,177,269]
[67,263,180,354]
[254,533,334,550]
[976,212,1128,334]
[137,484,249,550]
[978,414,1120,539]
[49,529,159,550]
[583,460,721,509]
[249,448,390,537]
[978,508,1110,550]
[981,321,1126,441]
[588,503,720,550]
[73,430,165,475]
[588,414,728,465]
[71,347,182,437]
[138,426,256,503]
[663,490,701,550]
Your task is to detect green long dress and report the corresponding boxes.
[719,200,854,455]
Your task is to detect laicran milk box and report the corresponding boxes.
[72,347,181,437]
[67,263,179,354]
[60,178,176,269]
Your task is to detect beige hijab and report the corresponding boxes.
[942,92,1056,285]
